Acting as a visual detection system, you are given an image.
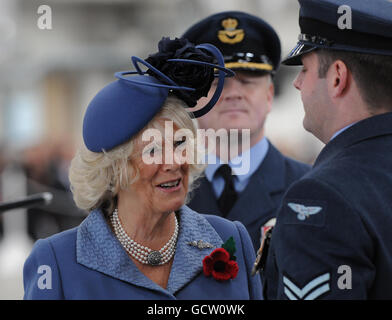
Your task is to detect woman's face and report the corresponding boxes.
[123,119,190,215]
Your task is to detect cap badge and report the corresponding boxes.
[218,18,244,44]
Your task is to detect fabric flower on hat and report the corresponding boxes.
[145,37,215,108]
[203,237,239,281]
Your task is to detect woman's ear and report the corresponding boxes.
[329,60,349,98]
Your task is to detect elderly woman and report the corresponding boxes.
[23,38,262,300]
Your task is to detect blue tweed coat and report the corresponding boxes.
[23,206,262,299]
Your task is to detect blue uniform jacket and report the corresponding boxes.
[188,141,310,250]
[23,206,262,300]
[264,112,392,299]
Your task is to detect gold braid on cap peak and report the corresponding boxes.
[225,61,273,71]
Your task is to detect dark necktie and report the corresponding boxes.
[216,164,238,216]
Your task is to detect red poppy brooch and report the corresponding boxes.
[202,237,239,281]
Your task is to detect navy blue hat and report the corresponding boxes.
[283,0,392,65]
[182,11,281,74]
[83,38,234,152]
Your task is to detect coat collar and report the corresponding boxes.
[76,206,223,296]
[314,112,392,168]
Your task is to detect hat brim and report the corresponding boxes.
[282,42,318,66]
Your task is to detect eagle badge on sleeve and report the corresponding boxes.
[287,203,322,221]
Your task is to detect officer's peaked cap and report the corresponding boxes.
[283,0,392,65]
[182,11,281,74]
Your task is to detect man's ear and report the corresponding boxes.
[329,60,349,98]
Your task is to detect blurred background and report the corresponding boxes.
[0,0,323,299]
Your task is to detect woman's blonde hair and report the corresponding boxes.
[69,95,205,215]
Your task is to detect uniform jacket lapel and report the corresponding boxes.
[225,142,286,226]
[188,176,221,214]
[76,206,223,296]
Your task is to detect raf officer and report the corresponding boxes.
[263,0,392,299]
[182,11,311,251]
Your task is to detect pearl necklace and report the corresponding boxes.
[110,209,178,266]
